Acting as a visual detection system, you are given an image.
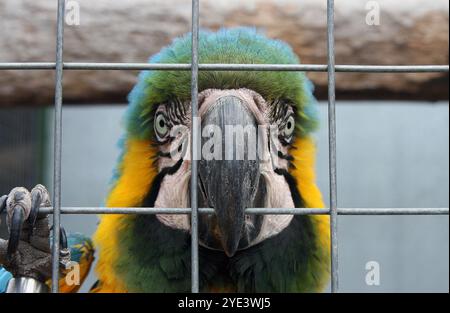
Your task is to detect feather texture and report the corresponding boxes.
[126,27,318,140]
[93,137,330,292]
[92,28,329,293]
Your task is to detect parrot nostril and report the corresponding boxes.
[245,215,254,229]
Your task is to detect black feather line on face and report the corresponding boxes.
[157,151,172,158]
[277,151,294,161]
[142,158,184,207]
[274,168,305,208]
[156,133,188,160]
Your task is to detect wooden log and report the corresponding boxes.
[0,0,448,106]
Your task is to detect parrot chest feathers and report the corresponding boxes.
[111,214,328,293]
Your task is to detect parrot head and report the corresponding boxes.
[121,28,319,257]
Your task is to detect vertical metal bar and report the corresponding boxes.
[327,0,339,293]
[51,0,66,293]
[190,0,200,294]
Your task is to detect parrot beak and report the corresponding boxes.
[198,95,265,257]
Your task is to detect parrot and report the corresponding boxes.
[0,27,330,293]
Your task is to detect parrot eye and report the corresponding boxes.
[155,113,170,140]
[282,115,295,139]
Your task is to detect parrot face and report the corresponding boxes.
[153,88,298,256]
[96,28,330,293]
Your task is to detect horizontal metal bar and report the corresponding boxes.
[0,62,55,70]
[335,65,450,73]
[30,207,449,215]
[67,63,192,71]
[36,207,327,215]
[0,63,448,73]
[338,208,450,216]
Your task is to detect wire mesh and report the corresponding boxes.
[0,0,448,294]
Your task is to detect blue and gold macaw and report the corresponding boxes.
[1,28,330,293]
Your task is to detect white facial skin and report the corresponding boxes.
[154,89,295,249]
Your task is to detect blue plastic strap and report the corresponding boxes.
[0,267,13,293]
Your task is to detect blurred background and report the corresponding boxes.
[0,0,449,292]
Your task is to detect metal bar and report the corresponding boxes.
[338,208,450,215]
[0,63,55,70]
[28,207,449,215]
[335,65,450,73]
[36,207,329,215]
[51,0,66,294]
[67,63,191,71]
[190,0,200,294]
[0,63,448,73]
[327,0,339,294]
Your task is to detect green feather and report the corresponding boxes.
[109,27,327,293]
[113,215,329,292]
[126,27,319,141]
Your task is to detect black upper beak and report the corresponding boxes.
[198,95,264,257]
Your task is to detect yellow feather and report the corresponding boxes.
[93,139,158,293]
[290,137,331,291]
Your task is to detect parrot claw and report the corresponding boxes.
[0,185,56,287]
[49,224,71,269]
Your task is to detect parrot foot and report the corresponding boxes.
[0,185,69,291]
